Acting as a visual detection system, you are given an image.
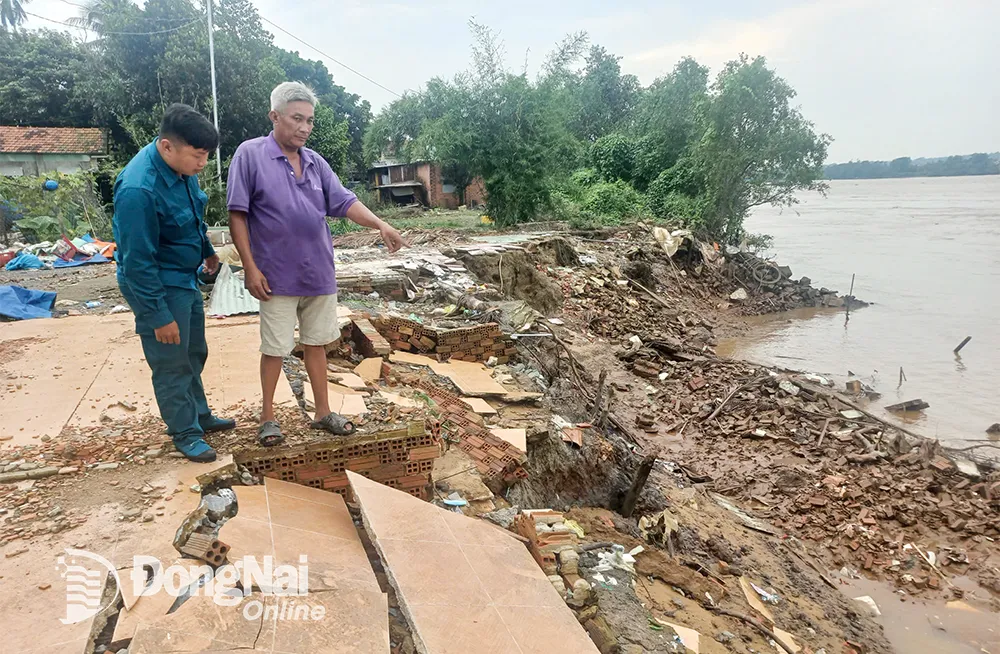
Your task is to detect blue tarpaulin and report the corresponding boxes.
[52,253,111,268]
[0,285,57,320]
[4,252,44,271]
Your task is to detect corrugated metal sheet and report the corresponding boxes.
[207,263,259,316]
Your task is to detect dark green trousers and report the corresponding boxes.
[120,284,212,456]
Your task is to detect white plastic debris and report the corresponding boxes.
[804,373,832,386]
[729,288,749,301]
[109,305,131,314]
[853,596,882,617]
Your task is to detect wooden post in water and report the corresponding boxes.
[954,336,972,355]
[844,273,856,327]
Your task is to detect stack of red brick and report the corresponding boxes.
[337,272,408,299]
[373,316,516,363]
[236,421,441,500]
[405,375,527,483]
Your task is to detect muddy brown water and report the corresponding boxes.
[838,575,999,654]
[719,176,1000,448]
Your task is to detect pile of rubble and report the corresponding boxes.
[2,223,997,654]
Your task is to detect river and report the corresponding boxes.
[718,176,1000,447]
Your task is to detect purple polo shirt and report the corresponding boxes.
[226,132,357,296]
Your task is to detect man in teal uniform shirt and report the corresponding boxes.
[113,104,234,462]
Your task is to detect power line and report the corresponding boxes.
[259,16,400,98]
[24,11,203,35]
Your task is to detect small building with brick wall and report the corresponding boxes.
[369,159,485,209]
[0,126,109,177]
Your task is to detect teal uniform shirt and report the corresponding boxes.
[113,140,215,332]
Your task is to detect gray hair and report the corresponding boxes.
[270,82,318,113]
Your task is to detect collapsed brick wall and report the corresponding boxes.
[236,421,441,500]
[403,375,527,484]
[337,271,408,299]
[373,316,517,363]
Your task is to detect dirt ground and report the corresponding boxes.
[0,263,125,314]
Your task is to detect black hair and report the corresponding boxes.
[159,103,219,151]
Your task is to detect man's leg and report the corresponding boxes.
[187,291,235,433]
[298,295,343,423]
[140,287,215,461]
[258,296,298,439]
[259,354,284,424]
[303,345,331,420]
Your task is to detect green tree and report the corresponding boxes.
[632,57,709,190]
[695,55,830,242]
[1,0,27,32]
[573,45,640,141]
[310,103,350,173]
[0,30,97,125]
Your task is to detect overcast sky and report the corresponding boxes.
[26,0,1000,162]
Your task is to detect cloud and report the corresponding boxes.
[625,0,862,80]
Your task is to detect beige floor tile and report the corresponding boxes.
[495,605,602,653]
[129,625,249,654]
[462,397,498,414]
[267,491,359,539]
[354,357,384,381]
[406,604,521,654]
[378,539,490,607]
[264,477,344,508]
[69,337,157,427]
[489,427,527,451]
[338,392,369,416]
[349,473,456,544]
[22,638,89,654]
[0,315,133,446]
[271,525,379,592]
[233,484,271,523]
[462,544,566,608]
[438,509,524,549]
[270,589,389,654]
[127,593,264,653]
[218,516,273,564]
[112,585,178,641]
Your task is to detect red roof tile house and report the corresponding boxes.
[0,126,108,176]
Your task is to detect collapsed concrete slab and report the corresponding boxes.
[116,477,389,653]
[347,470,600,654]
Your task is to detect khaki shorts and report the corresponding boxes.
[259,294,339,356]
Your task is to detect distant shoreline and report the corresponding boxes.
[824,170,999,180]
[824,152,999,180]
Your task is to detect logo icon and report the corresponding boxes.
[56,548,121,625]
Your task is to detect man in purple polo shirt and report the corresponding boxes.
[227,81,405,446]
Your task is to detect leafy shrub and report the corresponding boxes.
[0,172,110,241]
[590,133,637,182]
[569,168,600,192]
[581,180,645,223]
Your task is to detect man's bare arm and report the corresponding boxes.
[229,210,271,300]
[345,202,406,253]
